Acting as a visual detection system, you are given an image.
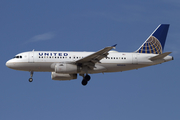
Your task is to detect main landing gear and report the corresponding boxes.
[29,71,33,82]
[81,74,91,86]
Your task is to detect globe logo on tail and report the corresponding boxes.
[136,36,162,54]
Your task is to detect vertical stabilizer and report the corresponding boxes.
[136,24,169,54]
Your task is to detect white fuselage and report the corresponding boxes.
[6,50,173,74]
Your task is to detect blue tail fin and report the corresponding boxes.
[136,24,170,54]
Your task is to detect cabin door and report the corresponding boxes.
[28,51,34,63]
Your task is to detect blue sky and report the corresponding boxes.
[1,0,180,120]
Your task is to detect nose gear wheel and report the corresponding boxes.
[29,71,34,82]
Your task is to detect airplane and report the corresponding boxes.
[6,24,173,86]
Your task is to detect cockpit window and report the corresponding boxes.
[14,56,22,59]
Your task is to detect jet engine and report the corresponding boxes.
[51,72,77,80]
[55,63,78,74]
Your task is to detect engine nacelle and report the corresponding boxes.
[55,63,77,74]
[51,72,77,81]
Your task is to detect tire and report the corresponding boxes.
[29,78,33,82]
[81,80,88,86]
[84,75,91,81]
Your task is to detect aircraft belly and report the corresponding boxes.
[98,63,150,73]
[30,62,54,72]
[10,62,54,72]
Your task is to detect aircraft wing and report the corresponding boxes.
[76,44,117,65]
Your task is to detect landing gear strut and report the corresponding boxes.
[81,74,91,86]
[29,71,33,82]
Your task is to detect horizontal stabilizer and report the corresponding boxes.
[149,52,172,61]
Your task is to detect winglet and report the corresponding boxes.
[112,44,117,49]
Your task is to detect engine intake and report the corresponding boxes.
[51,72,77,80]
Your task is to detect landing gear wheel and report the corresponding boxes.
[29,78,33,82]
[81,80,88,86]
[84,75,91,81]
[80,74,91,86]
[29,71,34,82]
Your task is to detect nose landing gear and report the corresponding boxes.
[29,71,33,82]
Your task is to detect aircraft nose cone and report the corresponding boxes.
[6,60,11,68]
[6,60,14,68]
